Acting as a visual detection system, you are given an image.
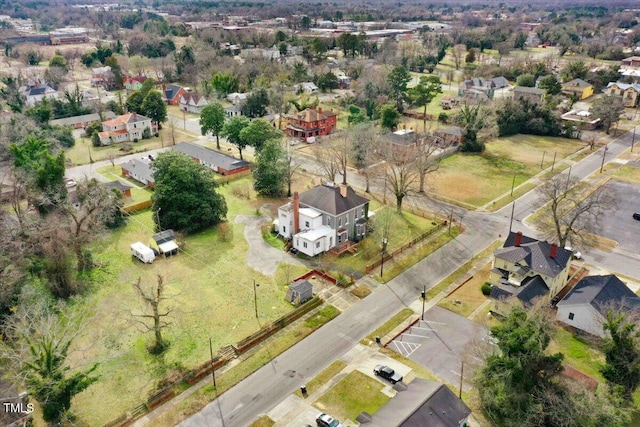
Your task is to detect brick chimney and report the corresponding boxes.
[514,231,523,247]
[550,243,558,259]
[339,184,348,198]
[318,107,323,115]
[293,191,300,234]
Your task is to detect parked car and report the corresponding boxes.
[316,413,343,427]
[564,246,582,260]
[64,177,77,188]
[633,212,640,221]
[373,364,403,384]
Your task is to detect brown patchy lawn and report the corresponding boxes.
[438,262,491,318]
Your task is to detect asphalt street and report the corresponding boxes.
[63,116,640,426]
[174,127,640,427]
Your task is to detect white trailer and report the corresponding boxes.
[131,242,155,264]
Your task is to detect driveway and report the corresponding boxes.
[235,214,304,276]
[388,306,489,387]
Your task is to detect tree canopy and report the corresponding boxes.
[222,116,251,159]
[253,139,286,197]
[140,90,167,128]
[239,118,282,152]
[151,151,227,233]
[387,65,411,112]
[199,102,226,149]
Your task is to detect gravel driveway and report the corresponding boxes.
[235,214,305,276]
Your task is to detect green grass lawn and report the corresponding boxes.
[333,207,441,275]
[431,134,581,207]
[96,165,152,205]
[65,127,196,166]
[314,370,390,423]
[294,360,347,398]
[67,178,309,426]
[612,165,640,184]
[548,327,605,381]
[363,308,415,346]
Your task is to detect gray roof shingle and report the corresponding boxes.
[298,183,368,216]
[495,232,572,278]
[490,275,549,306]
[557,275,640,315]
[367,380,470,427]
[172,142,250,171]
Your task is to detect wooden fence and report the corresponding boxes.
[121,200,152,214]
[364,223,444,274]
[103,296,324,427]
[292,269,338,285]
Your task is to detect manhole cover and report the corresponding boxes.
[283,369,297,378]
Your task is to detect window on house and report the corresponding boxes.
[316,241,320,248]
[305,221,310,228]
[361,208,365,217]
[303,242,308,248]
[568,312,574,320]
[283,226,286,233]
[327,217,331,226]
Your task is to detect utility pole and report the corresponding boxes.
[459,360,464,399]
[209,337,217,389]
[421,285,426,321]
[509,202,515,233]
[551,152,557,172]
[253,280,259,320]
[510,173,516,197]
[540,151,546,169]
[600,146,608,173]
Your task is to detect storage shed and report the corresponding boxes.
[286,280,313,306]
[151,229,179,257]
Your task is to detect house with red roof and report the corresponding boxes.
[123,76,148,92]
[98,113,156,145]
[283,107,337,142]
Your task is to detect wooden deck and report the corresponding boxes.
[329,240,358,256]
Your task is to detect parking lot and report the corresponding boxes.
[590,180,640,255]
[388,306,489,387]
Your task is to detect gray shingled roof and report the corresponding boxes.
[153,229,176,245]
[298,183,368,216]
[121,158,155,184]
[172,142,250,171]
[289,279,312,293]
[557,275,640,316]
[367,380,470,427]
[514,86,546,95]
[564,78,592,88]
[490,275,549,306]
[103,180,132,192]
[495,232,571,278]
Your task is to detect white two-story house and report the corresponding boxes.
[278,182,369,257]
[98,113,156,145]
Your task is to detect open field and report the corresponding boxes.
[438,262,491,318]
[314,370,390,423]
[430,135,581,207]
[65,126,197,166]
[67,180,310,425]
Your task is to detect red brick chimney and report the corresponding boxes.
[550,243,558,259]
[293,191,300,234]
[339,184,348,198]
[514,231,523,247]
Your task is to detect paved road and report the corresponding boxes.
[175,127,640,427]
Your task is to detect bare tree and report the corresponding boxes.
[57,179,122,273]
[414,140,442,193]
[452,44,466,70]
[536,175,618,248]
[131,275,172,354]
[383,148,419,213]
[314,139,340,183]
[349,123,378,193]
[283,143,300,197]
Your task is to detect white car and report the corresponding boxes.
[64,177,77,188]
[316,413,343,427]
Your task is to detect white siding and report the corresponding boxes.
[556,304,606,337]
